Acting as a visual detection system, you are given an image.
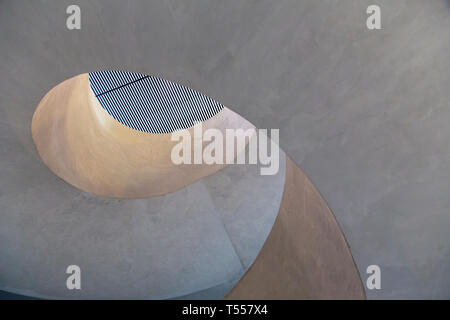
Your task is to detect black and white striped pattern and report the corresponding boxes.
[89,70,224,134]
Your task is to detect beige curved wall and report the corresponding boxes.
[31,74,254,198]
[226,156,366,299]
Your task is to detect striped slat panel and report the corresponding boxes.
[88,71,224,134]
[89,70,147,96]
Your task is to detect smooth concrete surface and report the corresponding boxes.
[0,142,285,299]
[1,0,450,298]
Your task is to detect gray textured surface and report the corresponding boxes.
[0,0,450,299]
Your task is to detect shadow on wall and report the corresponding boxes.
[0,290,38,300]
